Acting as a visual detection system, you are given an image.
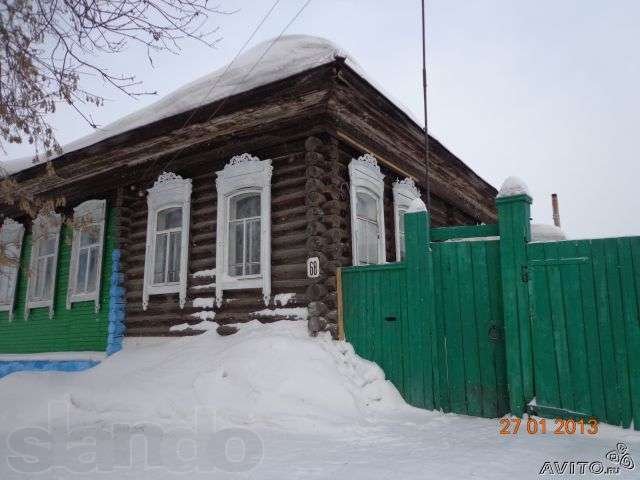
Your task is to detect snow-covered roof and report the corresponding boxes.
[3,35,420,176]
[531,223,567,242]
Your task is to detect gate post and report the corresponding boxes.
[404,203,434,409]
[496,178,533,415]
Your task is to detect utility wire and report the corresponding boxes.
[142,0,282,178]
[153,0,313,175]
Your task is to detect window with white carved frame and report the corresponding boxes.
[228,192,261,277]
[0,219,25,321]
[393,178,420,261]
[349,154,386,266]
[216,154,272,308]
[143,173,192,311]
[26,211,62,319]
[67,200,106,311]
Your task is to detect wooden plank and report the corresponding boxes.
[630,238,640,429]
[336,268,344,341]
[576,240,607,422]
[617,238,640,430]
[458,243,482,416]
[430,224,499,242]
[529,257,590,266]
[543,241,574,412]
[605,239,632,427]
[442,244,467,414]
[382,270,403,393]
[471,242,498,417]
[432,245,450,411]
[528,245,561,408]
[486,242,509,416]
[557,241,591,416]
[591,240,621,425]
[400,262,415,407]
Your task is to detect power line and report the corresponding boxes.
[156,0,313,175]
[201,0,313,126]
[142,0,282,178]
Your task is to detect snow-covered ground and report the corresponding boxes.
[0,321,637,479]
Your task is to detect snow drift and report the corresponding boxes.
[0,321,405,433]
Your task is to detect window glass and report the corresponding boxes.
[228,193,261,277]
[398,208,407,260]
[80,225,100,247]
[158,208,182,230]
[0,242,19,304]
[74,224,102,295]
[0,266,12,304]
[31,235,57,301]
[153,207,183,285]
[355,192,380,265]
[356,193,377,221]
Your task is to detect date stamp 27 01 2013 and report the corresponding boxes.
[499,417,599,435]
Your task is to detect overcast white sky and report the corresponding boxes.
[4,0,639,238]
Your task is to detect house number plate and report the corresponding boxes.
[307,257,320,278]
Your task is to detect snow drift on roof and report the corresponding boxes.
[3,35,418,176]
[531,223,567,242]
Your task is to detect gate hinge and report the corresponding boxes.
[521,265,529,283]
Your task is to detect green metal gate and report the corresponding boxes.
[527,238,640,427]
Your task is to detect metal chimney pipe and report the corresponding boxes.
[551,193,561,228]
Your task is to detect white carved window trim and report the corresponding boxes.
[349,154,386,265]
[0,218,25,321]
[393,178,420,261]
[143,172,192,311]
[26,211,62,319]
[215,153,272,307]
[67,200,107,312]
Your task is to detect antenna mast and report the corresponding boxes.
[421,0,432,209]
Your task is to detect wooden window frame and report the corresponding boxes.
[349,154,386,266]
[25,211,62,319]
[143,172,192,311]
[0,218,25,321]
[67,200,107,312]
[393,178,420,262]
[215,153,272,308]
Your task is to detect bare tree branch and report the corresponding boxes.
[0,0,228,159]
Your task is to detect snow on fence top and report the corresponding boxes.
[4,35,420,176]
[497,176,531,198]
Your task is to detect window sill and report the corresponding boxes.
[220,275,263,291]
[147,283,181,295]
[69,293,98,303]
[27,300,53,309]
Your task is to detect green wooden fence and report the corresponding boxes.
[431,240,509,418]
[528,238,640,428]
[342,213,509,416]
[340,188,640,429]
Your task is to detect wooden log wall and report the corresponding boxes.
[121,140,315,336]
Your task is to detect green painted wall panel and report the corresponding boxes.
[0,209,116,353]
